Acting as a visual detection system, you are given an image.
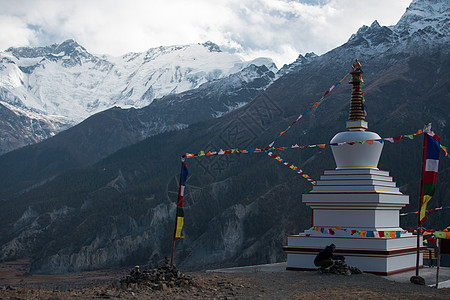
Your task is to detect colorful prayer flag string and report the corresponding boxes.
[184,129,424,159]
[265,72,351,150]
[267,151,316,185]
[399,205,450,216]
[310,226,407,239]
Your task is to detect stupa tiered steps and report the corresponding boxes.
[284,169,422,276]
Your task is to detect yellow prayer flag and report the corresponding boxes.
[175,216,184,239]
[420,195,433,222]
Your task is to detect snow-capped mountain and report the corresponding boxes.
[345,0,449,56]
[1,40,276,123]
[0,40,277,153]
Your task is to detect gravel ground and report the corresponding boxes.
[1,269,449,299]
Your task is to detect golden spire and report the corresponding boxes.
[346,59,368,130]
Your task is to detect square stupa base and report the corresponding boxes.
[283,233,425,275]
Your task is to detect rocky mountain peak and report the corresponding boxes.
[344,0,449,57]
[304,52,318,60]
[202,41,222,52]
[395,0,449,35]
[53,39,88,57]
[43,39,96,67]
[370,20,381,29]
[277,52,318,76]
[6,44,57,59]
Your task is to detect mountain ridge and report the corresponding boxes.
[0,39,277,154]
[0,63,276,199]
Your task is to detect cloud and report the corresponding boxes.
[0,15,37,49]
[0,0,412,67]
[216,0,413,66]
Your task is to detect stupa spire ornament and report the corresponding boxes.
[346,59,368,130]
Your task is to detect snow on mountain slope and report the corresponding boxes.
[345,0,449,56]
[396,0,449,35]
[0,40,277,126]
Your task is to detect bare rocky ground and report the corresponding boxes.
[0,259,449,299]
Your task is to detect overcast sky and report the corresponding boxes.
[0,0,413,67]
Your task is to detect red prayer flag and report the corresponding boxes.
[419,133,440,226]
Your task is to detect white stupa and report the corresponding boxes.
[283,60,423,275]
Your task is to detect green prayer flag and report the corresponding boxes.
[434,231,447,239]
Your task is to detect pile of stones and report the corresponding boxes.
[327,260,363,275]
[117,257,198,291]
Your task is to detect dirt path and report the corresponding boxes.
[0,260,449,299]
[0,259,125,289]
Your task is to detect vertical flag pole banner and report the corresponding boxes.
[415,123,440,276]
[419,132,440,226]
[171,157,188,266]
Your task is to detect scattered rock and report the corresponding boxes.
[410,275,426,285]
[117,257,198,291]
[94,292,111,299]
[325,260,363,275]
[111,278,121,289]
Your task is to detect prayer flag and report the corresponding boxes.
[174,162,188,240]
[419,133,441,226]
[441,145,448,157]
[434,231,450,239]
